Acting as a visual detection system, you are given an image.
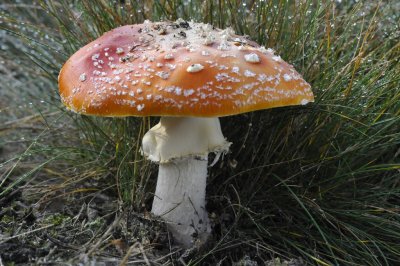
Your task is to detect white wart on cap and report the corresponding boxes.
[59,20,314,117]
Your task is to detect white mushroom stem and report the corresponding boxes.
[142,117,230,247]
[152,158,209,247]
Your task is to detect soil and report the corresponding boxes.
[0,187,304,265]
[0,184,177,265]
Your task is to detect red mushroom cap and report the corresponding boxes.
[59,20,314,117]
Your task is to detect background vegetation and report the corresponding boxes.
[1,0,399,265]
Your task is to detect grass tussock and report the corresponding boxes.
[1,0,399,265]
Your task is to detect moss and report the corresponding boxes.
[43,214,70,226]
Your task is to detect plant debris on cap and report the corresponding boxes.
[59,19,314,117]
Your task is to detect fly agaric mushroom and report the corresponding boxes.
[58,19,314,247]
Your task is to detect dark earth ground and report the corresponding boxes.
[0,131,303,265]
[0,178,303,265]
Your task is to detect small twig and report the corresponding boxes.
[0,224,55,244]
[120,242,151,266]
[45,233,79,250]
[179,257,188,266]
[86,214,121,256]
[139,243,151,266]
[72,203,86,226]
[119,242,139,266]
